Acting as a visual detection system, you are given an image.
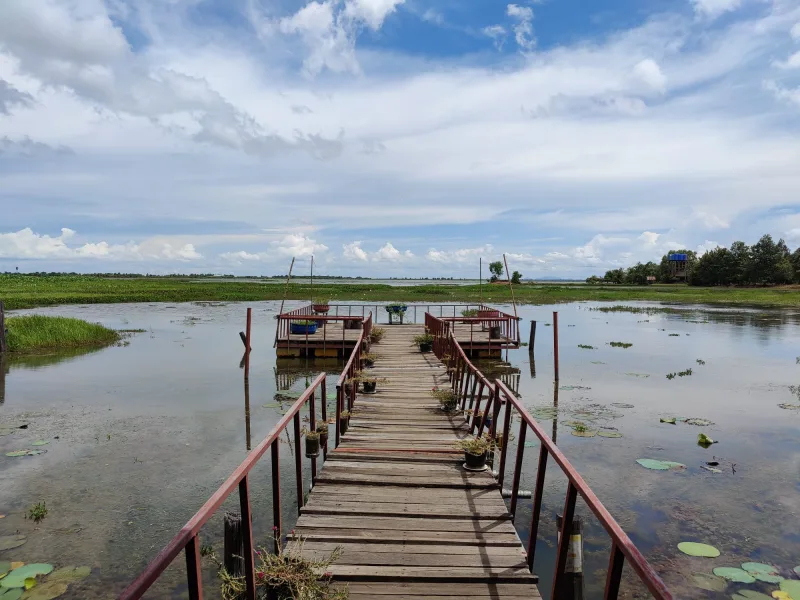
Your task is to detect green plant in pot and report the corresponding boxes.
[339,410,351,435]
[316,422,329,447]
[361,352,377,367]
[461,308,478,323]
[303,428,321,458]
[413,332,434,353]
[370,327,386,343]
[456,434,493,470]
[312,299,330,314]
[348,371,388,394]
[430,386,458,413]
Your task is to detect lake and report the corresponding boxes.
[1,300,798,599]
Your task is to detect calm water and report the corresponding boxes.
[1,301,799,598]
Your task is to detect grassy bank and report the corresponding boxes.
[1,274,799,309]
[5,315,121,353]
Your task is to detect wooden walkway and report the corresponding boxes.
[291,324,540,599]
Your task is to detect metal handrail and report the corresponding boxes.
[119,373,329,600]
[428,313,672,600]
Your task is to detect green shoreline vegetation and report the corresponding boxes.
[1,273,799,309]
[5,315,121,353]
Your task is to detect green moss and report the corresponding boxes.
[6,315,121,353]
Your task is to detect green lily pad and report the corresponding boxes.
[778,404,800,410]
[713,567,756,583]
[18,580,67,600]
[30,442,49,447]
[698,433,716,447]
[523,442,538,448]
[0,563,11,577]
[741,563,782,583]
[636,459,686,471]
[597,431,623,438]
[625,373,650,378]
[692,572,726,592]
[611,403,634,408]
[677,542,720,558]
[0,536,26,551]
[1,565,53,589]
[4,450,46,458]
[685,418,714,426]
[47,566,90,584]
[794,565,800,576]
[0,589,23,600]
[780,580,800,598]
[571,429,597,437]
[660,417,677,424]
[731,591,773,600]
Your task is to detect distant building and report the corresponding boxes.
[646,276,656,284]
[668,253,688,281]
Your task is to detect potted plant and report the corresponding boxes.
[461,308,478,324]
[339,410,351,435]
[361,352,377,367]
[455,435,493,470]
[304,428,321,458]
[370,327,386,343]
[316,422,329,447]
[312,300,330,314]
[385,304,408,325]
[489,324,502,339]
[413,332,434,353]
[431,386,458,413]
[290,320,318,335]
[348,372,388,394]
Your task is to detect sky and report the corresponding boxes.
[0,0,799,278]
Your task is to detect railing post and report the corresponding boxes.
[553,311,559,381]
[551,482,578,599]
[239,476,256,600]
[270,440,282,554]
[185,534,204,600]
[527,444,549,570]
[497,390,513,489]
[293,413,303,512]
[604,544,625,600]
[335,386,342,448]
[310,388,318,481]
[508,419,527,519]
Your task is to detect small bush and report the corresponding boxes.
[609,341,633,349]
[7,315,120,353]
[577,344,595,350]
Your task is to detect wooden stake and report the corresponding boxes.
[274,257,296,347]
[529,320,536,355]
[0,301,7,354]
[503,254,518,320]
[553,311,560,381]
[556,514,585,600]
[223,511,244,577]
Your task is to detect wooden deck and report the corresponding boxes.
[277,322,515,357]
[291,324,539,599]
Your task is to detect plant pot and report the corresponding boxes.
[363,381,377,394]
[363,358,375,367]
[419,342,433,353]
[464,451,487,470]
[339,417,349,435]
[290,323,318,335]
[316,319,325,327]
[489,326,501,339]
[305,436,320,458]
[318,430,329,447]
[313,305,330,314]
[441,402,458,413]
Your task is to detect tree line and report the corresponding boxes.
[586,234,800,286]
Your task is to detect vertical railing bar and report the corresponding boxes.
[604,543,626,600]
[335,386,342,448]
[526,444,549,570]
[321,378,328,460]
[508,419,527,519]
[239,476,256,600]
[551,482,578,599]
[293,412,303,512]
[270,440,282,554]
[185,534,203,600]
[310,389,318,482]
[497,389,513,489]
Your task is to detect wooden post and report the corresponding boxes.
[0,353,7,405]
[0,301,7,354]
[555,515,585,600]
[528,320,536,355]
[244,376,251,451]
[553,311,559,381]
[223,511,244,577]
[244,308,252,381]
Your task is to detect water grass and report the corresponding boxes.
[609,341,633,348]
[6,315,121,353]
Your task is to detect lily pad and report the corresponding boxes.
[637,459,686,471]
[742,563,782,583]
[559,385,591,391]
[692,572,726,592]
[794,566,800,576]
[0,589,23,600]
[713,567,756,583]
[0,429,16,437]
[611,403,634,409]
[625,373,650,378]
[780,580,800,598]
[698,433,716,447]
[4,450,46,458]
[597,431,623,438]
[523,442,538,448]
[778,404,800,411]
[677,542,720,558]
[571,429,598,438]
[1,565,53,589]
[18,580,67,600]
[685,418,714,426]
[0,536,26,552]
[30,442,49,447]
[47,567,90,584]
[701,465,723,473]
[772,592,791,600]
[660,417,677,424]
[732,592,773,600]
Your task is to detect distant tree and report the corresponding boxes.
[585,275,604,284]
[625,261,659,285]
[658,249,698,282]
[511,270,522,284]
[792,248,800,284]
[488,261,504,282]
[603,268,626,284]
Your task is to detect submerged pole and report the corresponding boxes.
[529,320,536,355]
[553,311,559,381]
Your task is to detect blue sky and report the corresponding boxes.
[0,0,799,277]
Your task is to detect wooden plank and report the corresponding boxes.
[342,582,540,597]
[290,542,527,557]
[300,550,527,568]
[322,565,536,583]
[289,530,522,546]
[295,515,517,534]
[300,502,510,520]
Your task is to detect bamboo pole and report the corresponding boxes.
[503,254,518,320]
[274,257,296,347]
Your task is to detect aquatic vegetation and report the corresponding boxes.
[778,404,800,411]
[660,417,677,424]
[5,449,46,457]
[5,315,121,353]
[30,441,49,446]
[610,402,634,408]
[741,563,783,584]
[782,580,800,598]
[696,359,706,365]
[678,368,693,377]
[666,373,676,380]
[691,572,726,592]
[26,501,47,523]
[713,567,756,583]
[697,433,716,447]
[677,542,720,558]
[732,591,772,600]
[0,535,26,551]
[0,564,53,589]
[669,333,681,337]
[684,418,714,426]
[577,344,595,349]
[636,458,686,471]
[625,372,649,378]
[597,430,622,438]
[609,341,633,348]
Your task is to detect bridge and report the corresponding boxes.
[120,305,671,600]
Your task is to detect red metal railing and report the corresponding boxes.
[428,314,672,600]
[334,312,371,447]
[119,373,329,600]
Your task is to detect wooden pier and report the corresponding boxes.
[290,324,540,598]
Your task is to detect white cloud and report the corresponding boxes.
[343,0,404,30]
[692,0,742,19]
[373,242,413,261]
[506,4,535,51]
[219,250,264,262]
[696,240,721,254]
[639,231,661,246]
[792,22,800,40]
[426,245,494,263]
[343,241,369,261]
[633,59,667,93]
[764,80,800,105]
[773,50,800,69]
[270,233,328,258]
[0,228,202,261]
[483,25,507,50]
[421,8,444,25]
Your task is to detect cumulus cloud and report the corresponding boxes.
[0,228,202,261]
[343,241,369,261]
[374,242,413,261]
[506,4,535,51]
[427,245,494,263]
[271,233,328,258]
[792,22,800,40]
[483,25,507,50]
[342,241,412,262]
[633,59,667,93]
[691,0,742,19]
[764,80,800,106]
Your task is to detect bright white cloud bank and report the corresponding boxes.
[1,0,799,276]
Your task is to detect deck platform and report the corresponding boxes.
[290,325,539,599]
